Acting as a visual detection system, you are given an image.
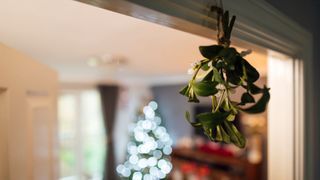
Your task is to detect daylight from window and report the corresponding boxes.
[58,89,106,180]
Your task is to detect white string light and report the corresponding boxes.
[117,101,173,180]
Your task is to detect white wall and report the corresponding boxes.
[0,43,58,180]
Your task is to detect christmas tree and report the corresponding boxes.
[116,101,173,180]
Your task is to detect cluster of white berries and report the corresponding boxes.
[187,61,199,75]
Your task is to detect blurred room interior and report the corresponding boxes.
[0,0,318,180]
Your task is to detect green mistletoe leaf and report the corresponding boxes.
[212,67,223,83]
[224,121,246,148]
[188,91,200,103]
[179,85,190,97]
[180,84,200,103]
[247,83,263,94]
[220,125,231,143]
[196,111,230,124]
[199,45,224,59]
[193,81,218,97]
[202,70,214,82]
[241,86,270,113]
[195,112,230,141]
[239,92,255,105]
[226,57,243,85]
[185,111,201,127]
[242,58,260,83]
[226,16,236,39]
[217,48,238,62]
[223,11,229,35]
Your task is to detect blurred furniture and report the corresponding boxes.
[170,148,261,180]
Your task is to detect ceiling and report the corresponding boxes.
[0,0,267,85]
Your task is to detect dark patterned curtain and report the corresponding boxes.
[98,85,119,180]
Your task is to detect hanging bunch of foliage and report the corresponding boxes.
[179,6,270,148]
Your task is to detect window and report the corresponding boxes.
[58,89,106,180]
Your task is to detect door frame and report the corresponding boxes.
[75,0,313,179]
[0,88,10,180]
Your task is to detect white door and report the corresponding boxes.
[0,43,58,180]
[27,97,55,180]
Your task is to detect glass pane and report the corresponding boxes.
[59,90,106,180]
[80,90,106,180]
[58,94,77,178]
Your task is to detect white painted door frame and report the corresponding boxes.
[0,88,9,180]
[267,52,300,180]
[222,1,312,180]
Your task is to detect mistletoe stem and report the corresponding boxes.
[215,90,225,112]
[191,66,202,81]
[225,89,231,109]
[211,96,216,112]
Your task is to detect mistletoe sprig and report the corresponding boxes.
[179,10,270,148]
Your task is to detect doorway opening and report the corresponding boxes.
[151,44,299,180]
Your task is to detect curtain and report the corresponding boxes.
[98,85,119,180]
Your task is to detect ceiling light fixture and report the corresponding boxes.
[86,54,127,67]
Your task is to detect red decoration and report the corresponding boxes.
[198,144,235,157]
